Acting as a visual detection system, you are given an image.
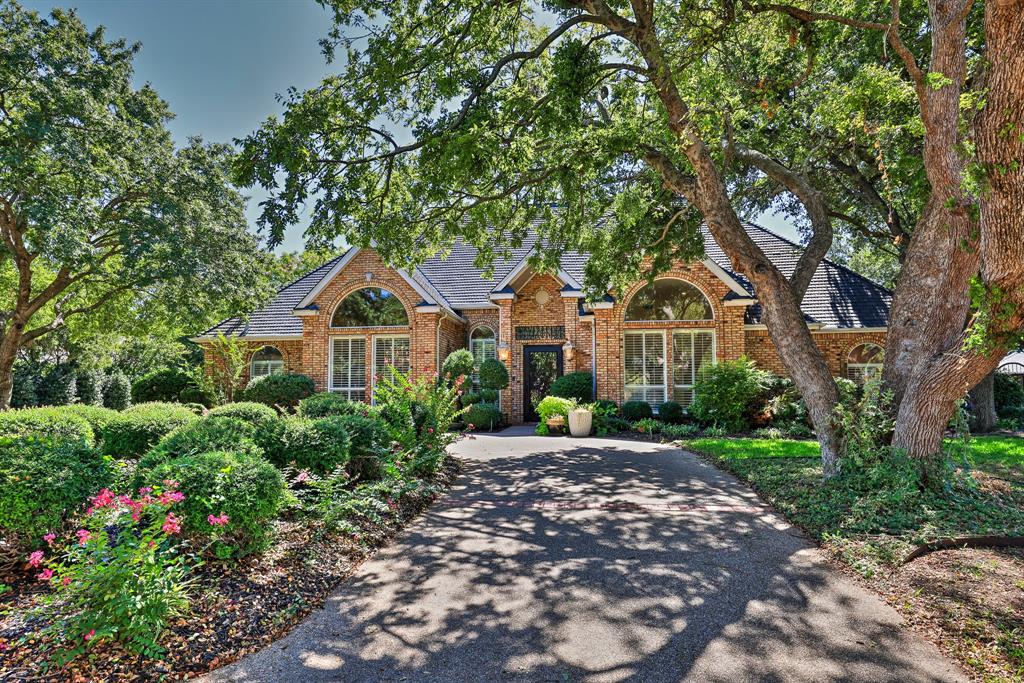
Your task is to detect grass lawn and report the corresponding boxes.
[682,435,1024,682]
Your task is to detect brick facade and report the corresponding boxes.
[200,246,886,421]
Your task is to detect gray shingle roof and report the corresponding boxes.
[201,222,891,337]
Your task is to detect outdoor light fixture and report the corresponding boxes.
[562,341,575,362]
[497,342,511,362]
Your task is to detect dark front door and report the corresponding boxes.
[523,345,563,422]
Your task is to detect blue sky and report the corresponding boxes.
[24,0,796,252]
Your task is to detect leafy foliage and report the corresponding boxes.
[549,371,593,402]
[74,369,104,407]
[441,349,474,385]
[240,372,316,409]
[131,368,194,404]
[621,401,653,421]
[465,404,502,432]
[534,396,576,434]
[256,416,352,475]
[656,401,685,424]
[62,405,119,436]
[102,371,132,411]
[0,406,95,445]
[690,358,770,431]
[0,436,111,558]
[478,358,509,391]
[37,363,77,406]
[136,416,262,475]
[101,403,198,459]
[206,401,279,427]
[298,392,368,419]
[330,412,390,480]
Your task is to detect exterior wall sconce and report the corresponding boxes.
[497,342,511,362]
[562,341,575,362]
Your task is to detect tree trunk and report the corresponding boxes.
[969,372,997,433]
[0,326,22,410]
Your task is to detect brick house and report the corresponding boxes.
[195,223,890,423]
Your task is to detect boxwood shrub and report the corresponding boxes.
[478,358,509,391]
[465,404,502,431]
[621,400,654,421]
[136,416,262,476]
[239,373,315,408]
[549,371,593,402]
[298,392,367,419]
[101,402,198,459]
[0,436,111,555]
[147,450,285,556]
[330,412,389,480]
[63,404,119,435]
[0,407,95,445]
[131,367,193,403]
[656,401,685,424]
[207,401,279,427]
[256,416,352,474]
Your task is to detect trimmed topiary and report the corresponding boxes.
[103,370,132,410]
[136,416,262,476]
[441,349,474,385]
[461,390,482,406]
[0,407,95,445]
[298,392,367,419]
[621,400,654,421]
[465,404,502,431]
[131,367,193,403]
[239,373,315,408]
[207,401,279,427]
[256,416,352,474]
[479,388,499,403]
[146,450,285,556]
[656,401,685,424]
[37,363,77,406]
[74,369,105,406]
[101,402,198,459]
[549,371,593,402]
[478,358,509,391]
[62,404,119,436]
[0,436,112,557]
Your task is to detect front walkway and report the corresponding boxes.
[204,428,964,682]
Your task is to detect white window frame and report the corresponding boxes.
[371,334,411,401]
[671,330,716,406]
[250,346,285,379]
[328,336,367,401]
[847,343,885,385]
[469,325,497,390]
[623,330,668,408]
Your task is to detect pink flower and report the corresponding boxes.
[158,491,185,504]
[43,532,56,546]
[0,640,7,652]
[295,470,310,483]
[467,423,475,431]
[427,427,434,434]
[83,629,95,642]
[36,568,54,582]
[76,529,91,545]
[27,550,44,568]
[161,513,182,535]
[138,487,153,496]
[162,479,179,489]
[207,513,230,527]
[62,576,72,586]
[90,488,115,510]
[386,498,398,511]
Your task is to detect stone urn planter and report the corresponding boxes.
[568,407,592,437]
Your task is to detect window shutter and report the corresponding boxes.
[624,331,666,409]
[672,330,714,406]
[331,337,366,401]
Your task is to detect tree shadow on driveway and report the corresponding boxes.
[205,436,964,683]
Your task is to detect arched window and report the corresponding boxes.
[330,287,408,327]
[625,279,713,321]
[251,346,284,378]
[847,343,884,385]
[469,326,496,388]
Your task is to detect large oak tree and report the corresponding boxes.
[0,3,270,408]
[236,0,1023,477]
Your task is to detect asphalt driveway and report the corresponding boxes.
[203,427,965,683]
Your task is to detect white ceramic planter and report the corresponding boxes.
[568,408,593,437]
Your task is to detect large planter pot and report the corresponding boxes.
[568,408,593,437]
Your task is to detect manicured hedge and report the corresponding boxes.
[240,373,315,408]
[256,416,352,474]
[136,416,262,475]
[63,404,119,435]
[103,370,132,410]
[478,358,509,391]
[101,402,198,459]
[298,393,367,419]
[147,450,285,556]
[656,401,685,424]
[131,367,193,403]
[331,412,390,480]
[207,401,279,427]
[549,371,593,402]
[621,401,653,421]
[465,404,502,431]
[0,436,112,555]
[0,407,95,446]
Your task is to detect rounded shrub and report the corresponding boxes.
[461,390,482,406]
[656,401,685,424]
[74,369,105,406]
[239,373,315,408]
[103,370,132,410]
[0,407,95,445]
[63,404,119,436]
[441,349,475,385]
[549,371,593,402]
[690,358,769,432]
[479,388,499,403]
[0,436,112,555]
[621,400,654,421]
[465,404,502,431]
[332,412,390,480]
[298,392,366,419]
[207,401,279,427]
[256,416,352,474]
[147,450,285,556]
[37,363,77,406]
[101,402,198,459]
[478,358,510,391]
[179,384,216,407]
[131,367,193,403]
[136,416,262,475]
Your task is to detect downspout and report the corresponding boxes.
[591,317,597,399]
[436,316,444,381]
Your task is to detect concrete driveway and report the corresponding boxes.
[203,427,965,683]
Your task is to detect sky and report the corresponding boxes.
[22,0,797,253]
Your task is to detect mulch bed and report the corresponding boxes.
[0,459,462,682]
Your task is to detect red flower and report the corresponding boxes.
[27,550,44,568]
[36,568,54,582]
[83,629,95,642]
[161,513,182,535]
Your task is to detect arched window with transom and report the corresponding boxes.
[469,326,496,388]
[624,279,713,321]
[330,287,408,328]
[847,343,885,385]
[250,346,284,378]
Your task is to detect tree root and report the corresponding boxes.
[902,536,1024,565]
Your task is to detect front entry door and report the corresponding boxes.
[523,345,563,422]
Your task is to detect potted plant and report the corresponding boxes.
[568,405,593,437]
[534,396,575,435]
